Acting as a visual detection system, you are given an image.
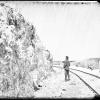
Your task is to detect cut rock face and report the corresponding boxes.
[0,3,53,97]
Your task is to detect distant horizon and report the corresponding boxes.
[53,57,100,61]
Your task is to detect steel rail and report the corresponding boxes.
[70,70,100,96]
[70,68,100,79]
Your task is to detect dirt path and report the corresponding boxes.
[34,69,95,98]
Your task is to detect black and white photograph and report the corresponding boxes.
[0,1,100,99]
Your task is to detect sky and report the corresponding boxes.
[4,1,100,61]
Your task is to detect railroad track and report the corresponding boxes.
[70,68,100,79]
[53,65,100,96]
[53,65,100,79]
[70,70,100,96]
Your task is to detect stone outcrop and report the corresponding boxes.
[0,3,53,97]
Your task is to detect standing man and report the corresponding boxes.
[63,56,70,81]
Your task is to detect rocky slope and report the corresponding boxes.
[0,3,53,97]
